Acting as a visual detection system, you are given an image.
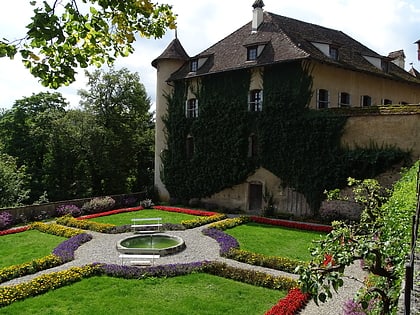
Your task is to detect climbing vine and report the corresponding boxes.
[162,61,408,210]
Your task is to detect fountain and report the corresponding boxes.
[116,233,185,256]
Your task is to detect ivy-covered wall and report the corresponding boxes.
[162,61,409,212]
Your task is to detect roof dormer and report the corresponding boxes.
[311,41,339,60]
[189,55,211,73]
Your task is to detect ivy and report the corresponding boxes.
[162,62,408,211]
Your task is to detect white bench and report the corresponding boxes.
[131,218,162,233]
[119,254,160,266]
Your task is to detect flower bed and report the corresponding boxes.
[250,216,332,233]
[0,226,30,236]
[0,261,299,313]
[0,222,92,284]
[181,214,227,229]
[265,288,310,315]
[56,215,115,233]
[152,205,218,217]
[76,206,144,220]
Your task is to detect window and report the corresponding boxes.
[185,98,198,118]
[248,134,258,158]
[190,59,198,72]
[382,99,392,105]
[248,90,263,112]
[330,47,338,60]
[247,46,258,61]
[361,95,372,107]
[186,136,194,159]
[317,89,329,109]
[339,92,351,107]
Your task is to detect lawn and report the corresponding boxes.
[0,230,66,268]
[1,273,285,315]
[87,209,199,226]
[225,222,325,261]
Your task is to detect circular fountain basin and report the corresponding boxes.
[116,233,185,256]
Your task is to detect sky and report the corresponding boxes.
[1,0,419,111]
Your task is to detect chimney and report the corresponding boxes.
[252,0,265,33]
[416,39,420,61]
[387,50,405,69]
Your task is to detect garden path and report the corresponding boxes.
[1,224,367,314]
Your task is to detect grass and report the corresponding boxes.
[225,222,325,261]
[87,209,199,226]
[1,273,285,315]
[0,230,66,268]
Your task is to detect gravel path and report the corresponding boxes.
[1,225,367,314]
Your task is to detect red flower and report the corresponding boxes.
[250,216,332,233]
[322,254,335,267]
[0,226,30,236]
[265,288,310,315]
[152,206,218,217]
[76,206,144,220]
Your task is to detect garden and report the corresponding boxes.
[0,161,418,314]
[0,202,322,314]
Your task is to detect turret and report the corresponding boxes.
[152,36,189,201]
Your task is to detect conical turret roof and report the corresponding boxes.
[152,38,189,68]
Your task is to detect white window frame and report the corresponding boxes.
[185,98,199,118]
[190,59,198,72]
[248,89,263,112]
[339,92,351,107]
[317,89,329,109]
[247,46,258,61]
[360,95,372,107]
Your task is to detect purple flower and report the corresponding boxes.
[98,261,209,279]
[202,228,239,255]
[52,233,93,262]
[0,211,14,230]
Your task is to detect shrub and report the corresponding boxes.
[0,211,14,230]
[81,196,116,214]
[55,204,82,217]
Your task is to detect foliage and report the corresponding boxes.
[202,228,240,255]
[0,212,14,230]
[162,61,408,211]
[265,288,310,315]
[0,0,176,87]
[0,92,68,202]
[207,216,250,230]
[79,68,155,195]
[298,161,419,314]
[55,204,82,217]
[77,206,144,220]
[0,154,30,207]
[81,196,116,214]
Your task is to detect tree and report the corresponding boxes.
[0,0,176,88]
[298,169,418,314]
[79,67,154,195]
[0,153,30,207]
[0,92,68,202]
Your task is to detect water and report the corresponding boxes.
[121,235,180,249]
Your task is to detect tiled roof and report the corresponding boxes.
[169,12,420,85]
[152,38,189,68]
